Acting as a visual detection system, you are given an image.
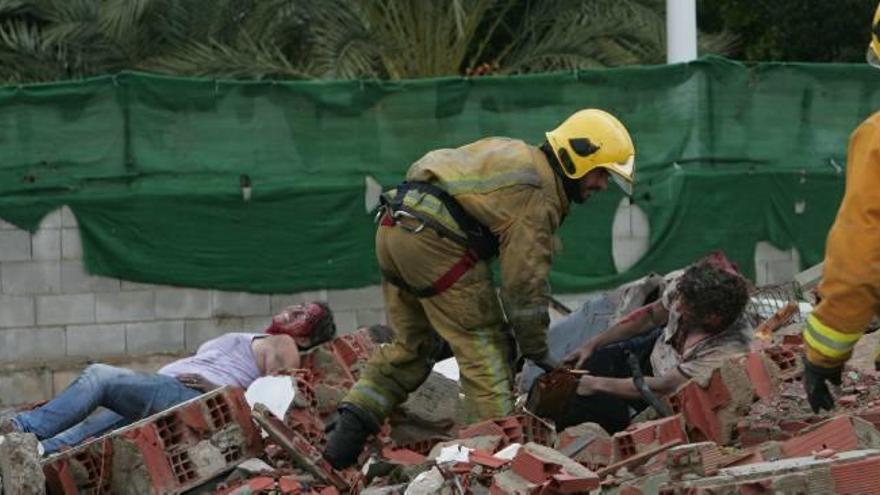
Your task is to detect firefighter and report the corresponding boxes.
[323,109,636,468]
[802,4,880,413]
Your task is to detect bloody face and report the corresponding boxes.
[267,302,328,338]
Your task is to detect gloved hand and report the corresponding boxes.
[802,356,842,413]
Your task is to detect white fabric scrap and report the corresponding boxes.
[433,357,460,381]
[493,443,522,460]
[245,376,296,420]
[436,444,472,464]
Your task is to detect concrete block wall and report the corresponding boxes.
[610,200,802,286]
[754,241,801,286]
[0,207,387,369]
[0,203,802,364]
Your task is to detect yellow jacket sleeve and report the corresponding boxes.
[806,112,880,368]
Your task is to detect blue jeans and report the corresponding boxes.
[12,364,200,454]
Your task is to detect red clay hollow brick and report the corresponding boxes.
[611,415,688,463]
[781,415,880,459]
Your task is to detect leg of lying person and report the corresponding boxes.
[41,408,127,455]
[11,364,135,440]
[12,364,200,443]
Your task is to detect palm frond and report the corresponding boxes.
[498,0,667,73]
[698,30,740,57]
[97,0,153,41]
[141,35,308,79]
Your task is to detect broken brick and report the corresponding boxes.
[511,449,562,484]
[737,419,779,447]
[212,475,311,495]
[661,450,880,494]
[780,415,880,458]
[611,415,688,464]
[395,436,453,457]
[753,302,799,341]
[469,449,509,470]
[251,403,354,491]
[299,327,382,419]
[669,359,757,444]
[666,442,722,480]
[513,443,598,483]
[555,422,613,470]
[276,371,328,448]
[458,415,554,450]
[829,452,880,494]
[742,352,775,400]
[379,447,426,466]
[544,471,600,493]
[459,421,508,443]
[763,345,801,382]
[44,387,263,495]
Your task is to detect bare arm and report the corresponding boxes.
[563,301,668,369]
[576,368,688,400]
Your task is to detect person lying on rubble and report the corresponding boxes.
[323,108,637,469]
[558,253,751,434]
[798,3,880,415]
[0,302,335,455]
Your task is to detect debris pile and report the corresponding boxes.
[12,276,880,494]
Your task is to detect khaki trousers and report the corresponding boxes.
[343,220,514,422]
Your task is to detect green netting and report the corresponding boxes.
[0,56,877,293]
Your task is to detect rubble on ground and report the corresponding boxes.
[0,432,45,494]
[12,272,880,494]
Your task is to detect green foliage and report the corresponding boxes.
[0,0,738,83]
[699,0,877,62]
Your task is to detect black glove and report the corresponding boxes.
[802,356,842,414]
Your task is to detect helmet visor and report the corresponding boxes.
[869,45,880,68]
[607,155,635,196]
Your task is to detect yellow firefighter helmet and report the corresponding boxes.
[869,3,880,67]
[545,109,636,195]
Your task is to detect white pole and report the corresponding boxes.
[666,0,698,64]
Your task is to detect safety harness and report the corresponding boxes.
[377,181,499,298]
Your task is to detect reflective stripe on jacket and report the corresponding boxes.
[402,137,570,358]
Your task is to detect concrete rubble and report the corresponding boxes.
[8,273,880,494]
[0,432,45,495]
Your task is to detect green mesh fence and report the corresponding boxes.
[0,56,877,293]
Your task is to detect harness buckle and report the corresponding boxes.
[391,209,426,233]
[374,205,388,225]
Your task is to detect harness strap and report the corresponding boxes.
[380,249,478,298]
[380,181,499,260]
[379,211,480,298]
[378,180,496,298]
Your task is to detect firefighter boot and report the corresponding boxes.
[322,403,380,470]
